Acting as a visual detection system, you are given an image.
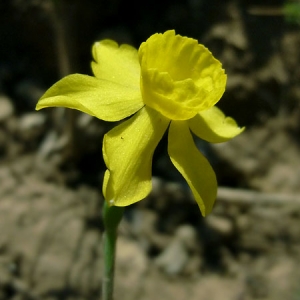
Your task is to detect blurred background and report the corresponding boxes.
[0,0,300,299]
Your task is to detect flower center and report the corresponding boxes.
[138,30,226,121]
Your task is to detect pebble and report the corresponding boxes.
[155,225,198,276]
[155,239,189,276]
[0,94,14,122]
[175,224,198,251]
[206,215,234,237]
[18,112,46,141]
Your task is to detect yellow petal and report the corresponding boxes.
[103,107,170,206]
[91,40,140,88]
[168,121,217,216]
[188,106,245,143]
[139,30,226,120]
[36,74,143,121]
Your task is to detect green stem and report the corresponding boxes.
[102,201,124,300]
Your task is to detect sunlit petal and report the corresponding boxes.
[188,106,245,143]
[36,74,143,121]
[103,107,170,206]
[92,40,140,87]
[168,121,217,216]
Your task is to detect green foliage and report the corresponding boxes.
[284,1,300,24]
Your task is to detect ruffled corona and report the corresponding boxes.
[139,30,227,120]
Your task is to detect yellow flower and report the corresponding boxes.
[36,30,244,216]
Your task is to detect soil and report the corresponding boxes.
[1,1,300,300]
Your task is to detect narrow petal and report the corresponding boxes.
[103,107,170,206]
[36,74,143,121]
[188,106,244,143]
[168,121,217,216]
[91,40,140,88]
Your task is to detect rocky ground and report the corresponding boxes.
[1,0,300,300]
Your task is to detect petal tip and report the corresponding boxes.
[35,101,44,111]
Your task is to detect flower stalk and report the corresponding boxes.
[102,201,124,300]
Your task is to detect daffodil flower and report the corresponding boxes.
[36,30,244,216]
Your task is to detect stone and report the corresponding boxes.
[18,112,46,142]
[0,94,14,122]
